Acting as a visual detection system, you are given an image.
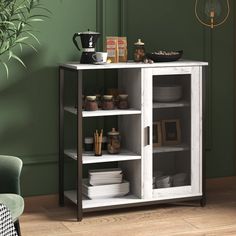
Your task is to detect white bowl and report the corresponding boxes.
[153,85,182,102]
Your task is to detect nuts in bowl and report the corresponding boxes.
[146,50,183,62]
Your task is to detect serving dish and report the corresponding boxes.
[146,50,183,62]
[153,84,182,102]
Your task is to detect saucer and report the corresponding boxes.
[93,62,107,65]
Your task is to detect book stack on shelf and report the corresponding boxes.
[82,168,130,199]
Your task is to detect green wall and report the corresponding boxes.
[0,0,235,196]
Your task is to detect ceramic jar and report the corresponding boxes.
[102,95,114,110]
[134,39,145,62]
[85,96,98,111]
[118,94,129,109]
[107,128,121,154]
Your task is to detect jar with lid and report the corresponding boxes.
[84,137,94,152]
[85,96,98,111]
[102,95,114,110]
[107,128,121,154]
[134,39,145,62]
[118,94,129,109]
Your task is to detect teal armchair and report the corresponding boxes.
[0,155,24,236]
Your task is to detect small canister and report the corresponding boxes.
[84,137,94,152]
[102,95,114,110]
[107,128,121,154]
[118,94,129,109]
[85,96,98,111]
[134,39,145,62]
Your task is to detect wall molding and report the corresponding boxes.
[20,154,58,165]
[119,0,127,36]
[96,0,106,51]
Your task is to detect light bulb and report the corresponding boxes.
[204,0,221,18]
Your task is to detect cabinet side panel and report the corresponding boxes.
[142,68,153,199]
[191,66,202,195]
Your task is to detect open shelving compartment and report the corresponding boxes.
[63,68,145,211]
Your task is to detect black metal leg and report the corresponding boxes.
[200,197,206,207]
[14,220,21,236]
[59,67,65,207]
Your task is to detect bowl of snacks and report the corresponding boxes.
[146,50,183,62]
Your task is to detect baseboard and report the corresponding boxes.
[23,176,236,211]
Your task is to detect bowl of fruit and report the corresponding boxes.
[146,50,183,62]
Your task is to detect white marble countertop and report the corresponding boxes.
[60,59,208,70]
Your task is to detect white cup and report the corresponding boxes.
[92,52,108,63]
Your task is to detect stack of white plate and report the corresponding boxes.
[172,173,187,187]
[83,168,130,199]
[89,168,123,186]
[153,85,182,102]
[83,179,129,199]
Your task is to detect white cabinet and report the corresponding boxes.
[59,61,207,221]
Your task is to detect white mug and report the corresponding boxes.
[92,52,108,63]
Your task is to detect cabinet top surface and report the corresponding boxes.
[60,60,208,70]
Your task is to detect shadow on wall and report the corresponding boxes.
[0,47,62,157]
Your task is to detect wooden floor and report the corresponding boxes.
[21,177,236,236]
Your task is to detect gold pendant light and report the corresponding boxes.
[195,0,230,28]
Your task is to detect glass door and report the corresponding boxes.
[152,67,202,200]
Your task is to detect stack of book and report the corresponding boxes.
[83,168,130,199]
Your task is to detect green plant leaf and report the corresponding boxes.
[9,51,26,67]
[15,36,29,43]
[1,61,9,78]
[26,31,40,44]
[28,18,44,22]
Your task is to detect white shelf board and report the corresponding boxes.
[153,100,190,109]
[64,106,141,117]
[64,190,142,209]
[64,149,141,164]
[153,144,190,154]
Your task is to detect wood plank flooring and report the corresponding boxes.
[21,177,236,236]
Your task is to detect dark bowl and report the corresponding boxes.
[146,50,183,62]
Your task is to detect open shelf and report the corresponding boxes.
[153,100,190,109]
[64,190,141,210]
[64,106,141,117]
[153,144,190,154]
[64,149,141,164]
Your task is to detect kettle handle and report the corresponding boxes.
[73,33,81,51]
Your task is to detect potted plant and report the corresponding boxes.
[0,0,49,77]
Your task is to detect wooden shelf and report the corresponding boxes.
[153,100,190,109]
[64,190,142,210]
[153,144,190,154]
[64,106,141,117]
[64,149,141,164]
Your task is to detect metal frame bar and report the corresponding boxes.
[59,66,83,221]
[59,67,65,206]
